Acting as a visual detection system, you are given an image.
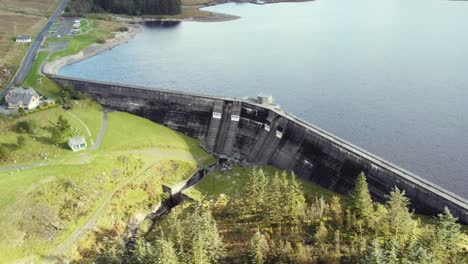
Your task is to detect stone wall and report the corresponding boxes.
[50,75,468,224]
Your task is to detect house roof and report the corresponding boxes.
[6,87,40,105]
[68,136,87,146]
[16,35,31,40]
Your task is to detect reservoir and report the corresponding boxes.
[60,0,468,199]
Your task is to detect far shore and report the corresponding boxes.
[43,0,314,75]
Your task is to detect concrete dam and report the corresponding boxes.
[50,75,468,224]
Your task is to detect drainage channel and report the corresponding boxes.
[125,161,221,253]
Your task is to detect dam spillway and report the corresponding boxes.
[49,75,468,224]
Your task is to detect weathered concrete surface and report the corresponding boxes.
[50,75,468,224]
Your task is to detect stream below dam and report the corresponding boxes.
[125,163,217,253]
[60,0,468,199]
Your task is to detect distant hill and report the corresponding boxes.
[69,0,181,16]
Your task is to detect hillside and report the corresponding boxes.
[0,99,215,263]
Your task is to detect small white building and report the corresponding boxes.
[68,136,87,152]
[15,35,32,43]
[257,94,274,105]
[5,87,41,110]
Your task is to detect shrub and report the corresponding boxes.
[0,145,9,160]
[17,135,26,147]
[18,107,26,116]
[96,38,106,44]
[117,26,129,32]
[16,120,38,134]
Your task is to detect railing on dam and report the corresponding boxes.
[47,74,468,223]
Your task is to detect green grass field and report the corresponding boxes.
[0,101,214,263]
[22,50,63,98]
[0,99,102,167]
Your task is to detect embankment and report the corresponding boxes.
[48,75,468,224]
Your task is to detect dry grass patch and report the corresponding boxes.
[0,10,47,89]
[0,0,60,16]
[0,11,46,63]
[0,0,60,90]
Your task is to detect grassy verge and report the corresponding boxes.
[181,0,217,5]
[22,50,63,98]
[185,165,341,202]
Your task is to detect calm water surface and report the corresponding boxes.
[61,0,468,198]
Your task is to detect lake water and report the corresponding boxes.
[61,0,468,199]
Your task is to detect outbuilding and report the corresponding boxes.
[15,35,32,43]
[68,136,87,152]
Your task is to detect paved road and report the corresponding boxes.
[0,0,70,98]
[91,110,109,150]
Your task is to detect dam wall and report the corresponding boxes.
[50,75,468,224]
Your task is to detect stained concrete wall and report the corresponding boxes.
[50,75,468,224]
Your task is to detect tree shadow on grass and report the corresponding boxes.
[1,142,19,151]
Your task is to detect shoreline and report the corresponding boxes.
[43,24,141,75]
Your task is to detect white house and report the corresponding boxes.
[15,35,32,43]
[5,87,41,110]
[68,136,87,152]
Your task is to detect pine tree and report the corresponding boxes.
[268,172,283,224]
[245,168,269,216]
[386,188,418,245]
[198,209,226,263]
[249,231,269,264]
[430,207,462,263]
[155,237,179,264]
[314,221,328,244]
[385,238,400,264]
[285,172,306,223]
[366,238,385,264]
[331,229,342,263]
[351,172,374,222]
[129,237,156,263]
[192,232,208,264]
[329,196,343,227]
[294,243,311,264]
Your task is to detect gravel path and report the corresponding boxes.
[65,110,92,137]
[91,110,108,150]
[0,162,47,172]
